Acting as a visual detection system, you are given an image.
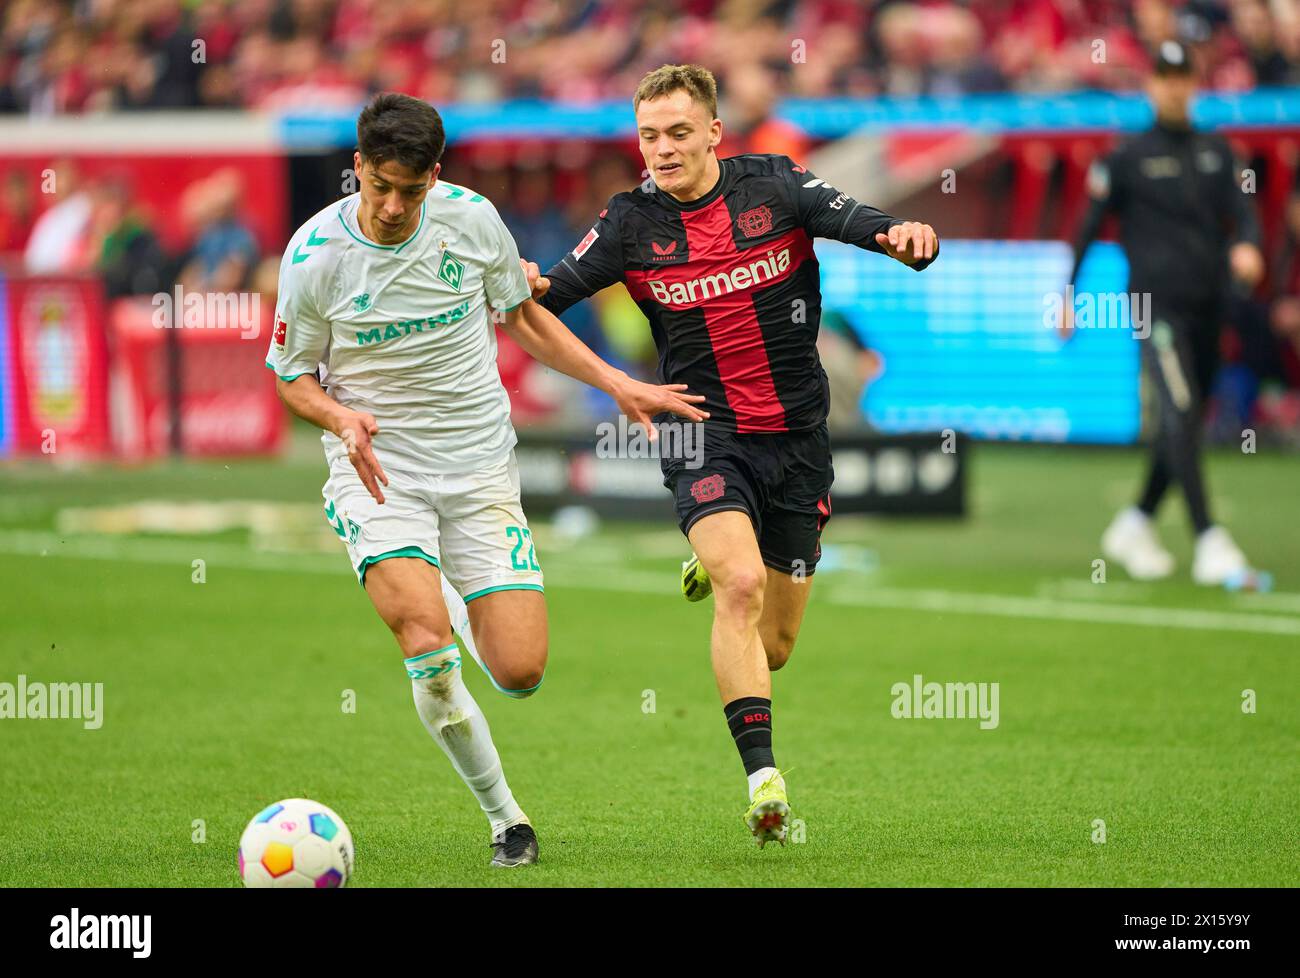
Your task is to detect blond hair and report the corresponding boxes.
[633,64,718,119]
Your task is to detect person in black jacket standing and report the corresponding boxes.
[1067,40,1265,585]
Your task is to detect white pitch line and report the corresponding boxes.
[1046,575,1300,615]
[5,531,1299,637]
[0,531,673,590]
[0,531,345,575]
[1228,592,1300,614]
[825,586,1300,638]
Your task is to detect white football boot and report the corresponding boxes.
[1101,507,1175,580]
[1192,526,1250,586]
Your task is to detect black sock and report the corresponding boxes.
[724,696,774,775]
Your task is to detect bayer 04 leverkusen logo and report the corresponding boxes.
[437,251,465,291]
[690,474,726,503]
[736,205,773,238]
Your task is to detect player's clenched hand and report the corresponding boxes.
[520,258,550,299]
[610,374,709,436]
[334,409,389,504]
[875,222,937,265]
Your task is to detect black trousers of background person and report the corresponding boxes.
[1136,291,1223,535]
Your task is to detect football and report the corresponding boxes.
[237,798,354,888]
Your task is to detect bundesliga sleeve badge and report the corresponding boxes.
[573,226,599,260]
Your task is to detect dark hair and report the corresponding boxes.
[356,92,446,173]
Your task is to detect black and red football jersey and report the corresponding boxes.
[538,153,938,433]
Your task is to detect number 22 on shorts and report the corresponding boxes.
[506,525,540,571]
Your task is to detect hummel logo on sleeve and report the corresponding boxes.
[292,227,329,264]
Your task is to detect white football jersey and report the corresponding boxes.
[265,184,532,474]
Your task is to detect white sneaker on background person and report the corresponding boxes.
[1101,506,1176,580]
[1192,525,1250,586]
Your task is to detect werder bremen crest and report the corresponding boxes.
[437,250,465,291]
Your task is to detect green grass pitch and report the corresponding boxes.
[1,437,1297,886]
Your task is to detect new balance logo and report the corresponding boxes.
[647,247,792,306]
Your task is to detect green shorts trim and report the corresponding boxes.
[462,583,545,603]
[357,546,440,586]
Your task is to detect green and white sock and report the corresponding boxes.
[405,645,526,835]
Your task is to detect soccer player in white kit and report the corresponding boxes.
[266,93,707,867]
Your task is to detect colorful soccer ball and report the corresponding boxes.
[238,798,354,888]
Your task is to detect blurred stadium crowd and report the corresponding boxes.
[3,0,1300,111]
[1,0,1299,439]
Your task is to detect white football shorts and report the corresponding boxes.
[321,450,544,602]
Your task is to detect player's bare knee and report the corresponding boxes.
[713,564,766,619]
[492,658,545,698]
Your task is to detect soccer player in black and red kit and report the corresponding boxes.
[524,64,939,846]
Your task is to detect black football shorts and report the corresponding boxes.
[661,423,834,576]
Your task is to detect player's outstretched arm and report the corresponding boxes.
[777,156,938,270]
[501,300,709,432]
[275,374,389,504]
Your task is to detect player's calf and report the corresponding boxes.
[759,626,797,671]
[464,588,549,698]
[757,566,815,672]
